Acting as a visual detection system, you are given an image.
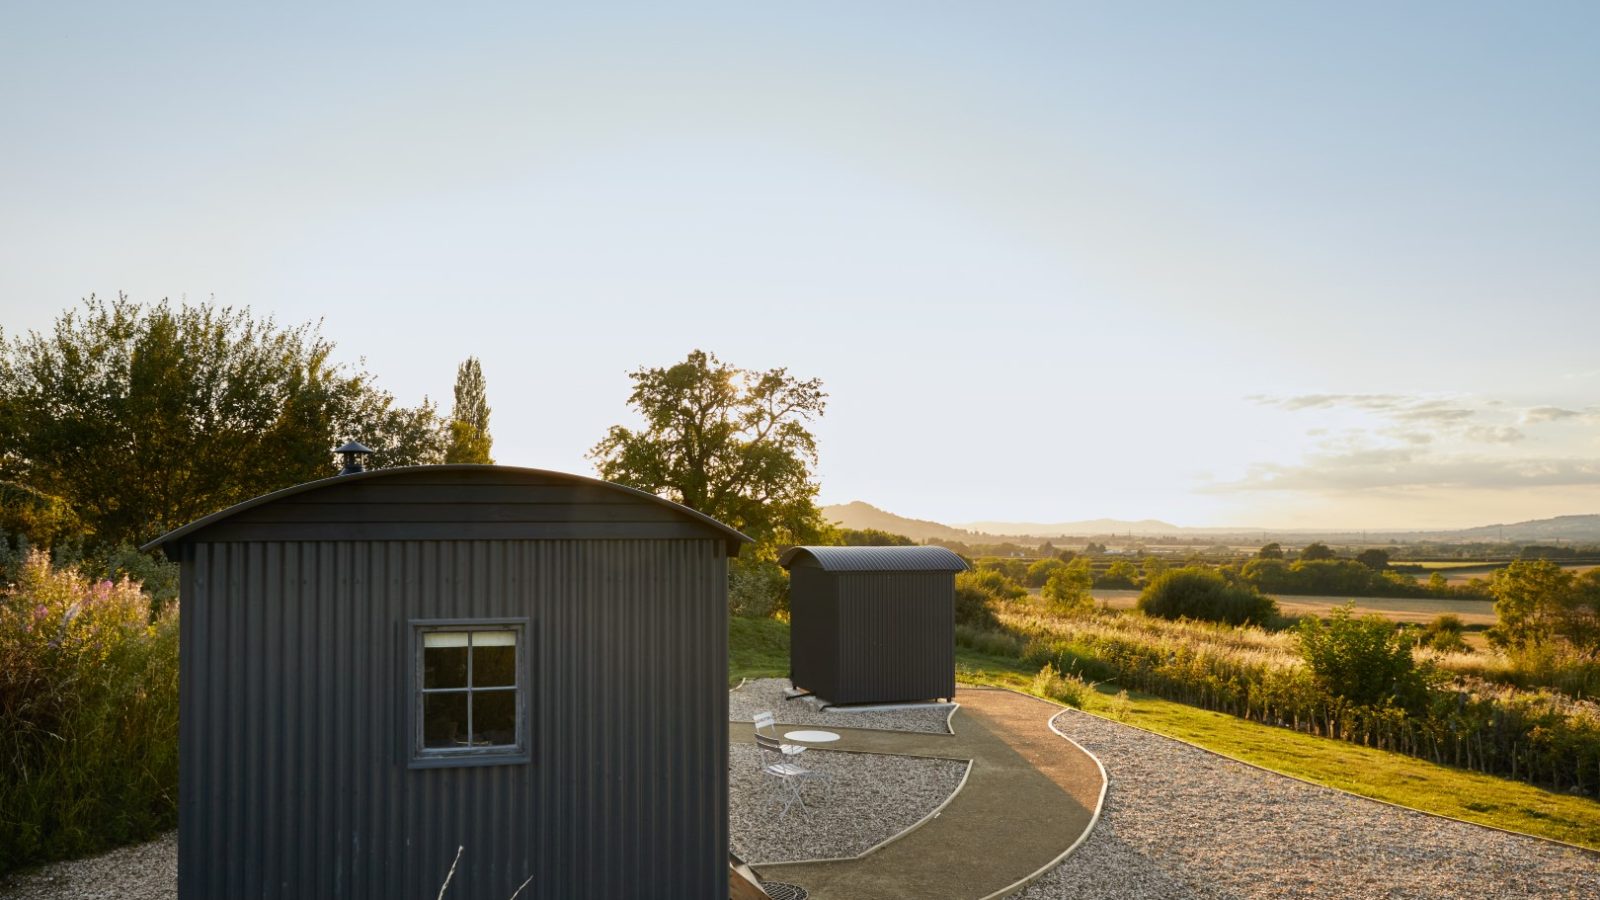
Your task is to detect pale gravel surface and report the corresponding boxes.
[729,743,968,865]
[730,677,954,733]
[1013,709,1600,900]
[0,831,175,900]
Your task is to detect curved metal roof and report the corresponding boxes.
[778,545,969,573]
[140,465,751,553]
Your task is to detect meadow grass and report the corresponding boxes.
[730,616,1600,850]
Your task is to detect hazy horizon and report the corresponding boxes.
[5,3,1598,531]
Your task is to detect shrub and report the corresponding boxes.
[1138,567,1278,626]
[1108,689,1133,722]
[1298,604,1430,709]
[1095,560,1140,590]
[728,556,788,618]
[0,551,179,875]
[955,569,1025,630]
[1031,662,1094,708]
[1419,614,1469,653]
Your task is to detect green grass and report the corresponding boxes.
[731,616,1600,850]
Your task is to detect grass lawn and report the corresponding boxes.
[732,615,1600,850]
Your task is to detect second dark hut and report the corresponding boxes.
[779,545,968,706]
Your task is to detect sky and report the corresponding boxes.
[2,2,1598,530]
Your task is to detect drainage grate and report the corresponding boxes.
[761,882,809,900]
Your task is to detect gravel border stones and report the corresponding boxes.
[1013,709,1600,900]
[730,678,954,734]
[730,743,969,865]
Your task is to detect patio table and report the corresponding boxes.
[783,729,841,744]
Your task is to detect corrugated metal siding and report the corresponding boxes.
[778,545,967,573]
[179,538,727,900]
[787,567,838,700]
[829,572,955,705]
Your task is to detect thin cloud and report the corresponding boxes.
[1207,454,1600,494]
[1523,406,1584,424]
[1464,425,1525,444]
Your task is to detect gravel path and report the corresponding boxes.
[1013,709,1600,900]
[731,678,954,733]
[730,744,968,865]
[0,832,175,900]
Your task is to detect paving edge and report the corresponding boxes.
[1047,703,1600,859]
[744,756,975,868]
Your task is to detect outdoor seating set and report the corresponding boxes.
[752,710,838,819]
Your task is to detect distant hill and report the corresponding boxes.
[820,502,986,543]
[823,502,1600,545]
[1438,515,1600,543]
[959,518,1183,537]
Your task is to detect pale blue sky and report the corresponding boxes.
[3,2,1598,529]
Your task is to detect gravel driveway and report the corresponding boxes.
[0,831,175,900]
[730,743,968,865]
[730,678,954,733]
[1013,709,1600,900]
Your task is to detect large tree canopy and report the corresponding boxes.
[0,296,445,546]
[588,349,827,549]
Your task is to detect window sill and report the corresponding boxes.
[409,751,531,770]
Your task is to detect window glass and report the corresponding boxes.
[422,691,469,749]
[423,632,469,689]
[472,691,517,746]
[472,631,517,686]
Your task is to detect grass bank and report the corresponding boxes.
[731,615,1600,849]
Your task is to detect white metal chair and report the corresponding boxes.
[752,711,808,766]
[754,732,826,820]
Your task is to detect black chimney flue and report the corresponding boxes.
[335,440,374,476]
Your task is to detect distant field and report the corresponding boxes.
[1091,588,1498,626]
[1392,562,1599,585]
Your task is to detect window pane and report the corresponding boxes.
[422,692,469,749]
[424,636,468,689]
[473,690,517,747]
[472,634,517,687]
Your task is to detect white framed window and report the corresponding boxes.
[410,619,529,767]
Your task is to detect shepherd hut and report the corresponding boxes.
[143,458,748,900]
[779,545,968,706]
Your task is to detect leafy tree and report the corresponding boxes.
[1096,560,1141,589]
[1356,548,1390,571]
[1257,542,1285,560]
[1025,557,1067,588]
[1485,559,1600,659]
[1299,541,1336,561]
[836,527,916,547]
[1083,541,1107,554]
[444,356,493,464]
[1141,556,1168,582]
[0,296,444,547]
[1042,566,1093,615]
[1298,604,1429,709]
[1055,548,1078,563]
[1037,540,1057,558]
[588,349,827,550]
[1427,571,1450,594]
[1137,567,1277,626]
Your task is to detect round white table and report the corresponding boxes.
[783,729,840,744]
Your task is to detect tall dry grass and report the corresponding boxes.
[959,596,1600,795]
[0,550,179,875]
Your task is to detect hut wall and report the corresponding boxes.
[177,537,728,900]
[831,572,956,705]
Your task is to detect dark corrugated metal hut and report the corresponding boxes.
[779,545,968,706]
[143,465,748,900]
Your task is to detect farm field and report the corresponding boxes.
[1395,561,1600,585]
[1091,588,1498,626]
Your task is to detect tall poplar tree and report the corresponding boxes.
[444,356,493,464]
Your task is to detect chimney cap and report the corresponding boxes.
[335,440,374,475]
